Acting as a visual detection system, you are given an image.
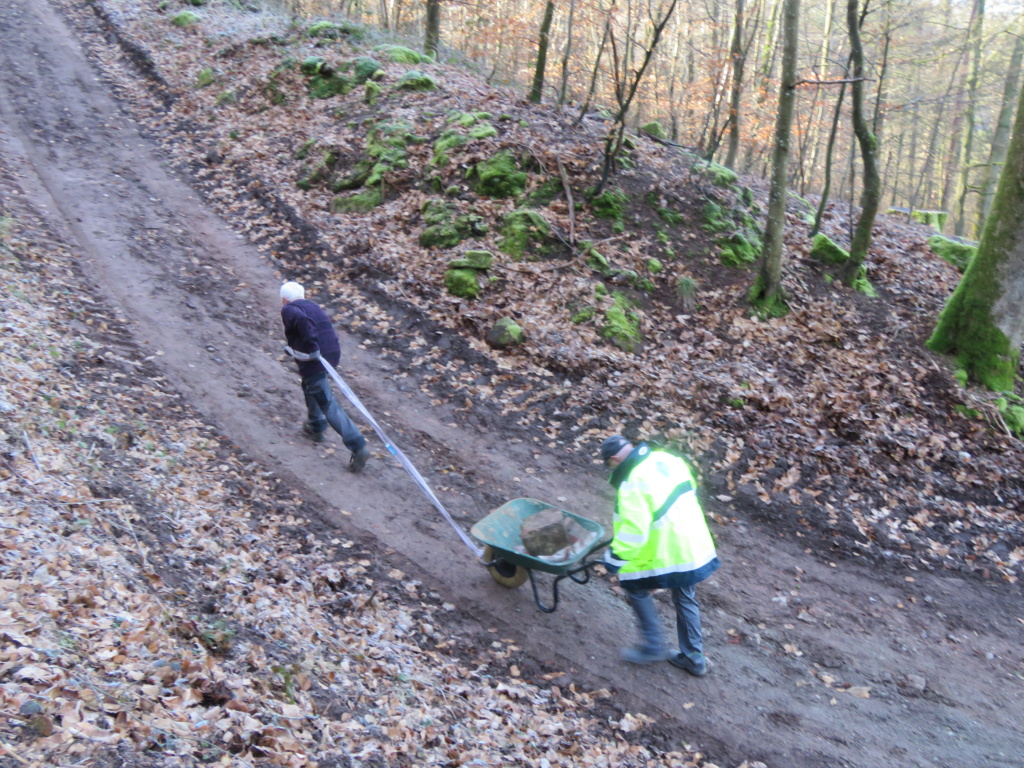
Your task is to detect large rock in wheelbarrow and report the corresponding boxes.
[520,508,590,557]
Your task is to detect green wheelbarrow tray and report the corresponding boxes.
[470,498,612,613]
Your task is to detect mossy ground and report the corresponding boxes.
[928,235,976,272]
[497,209,552,259]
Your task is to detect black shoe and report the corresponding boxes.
[349,445,370,472]
[302,422,325,443]
[668,653,709,676]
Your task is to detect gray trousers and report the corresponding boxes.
[626,584,704,661]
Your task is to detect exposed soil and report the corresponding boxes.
[1,1,1022,767]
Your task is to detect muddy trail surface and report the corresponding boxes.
[2,1,1022,766]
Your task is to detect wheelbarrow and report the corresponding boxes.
[470,498,612,613]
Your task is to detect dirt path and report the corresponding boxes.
[1,1,1022,766]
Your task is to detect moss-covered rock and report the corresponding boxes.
[449,250,494,269]
[444,268,481,299]
[486,317,523,349]
[308,73,351,99]
[307,21,349,39]
[301,56,327,76]
[467,151,527,199]
[590,188,629,221]
[331,159,373,192]
[809,233,850,265]
[640,121,666,140]
[331,188,382,213]
[695,159,738,188]
[364,80,382,106]
[850,265,878,298]
[601,293,642,352]
[498,209,551,259]
[719,232,759,268]
[350,57,383,84]
[928,235,976,272]
[171,11,200,27]
[396,70,436,91]
[703,202,732,233]
[374,44,433,64]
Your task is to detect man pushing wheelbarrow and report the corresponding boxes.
[600,435,721,676]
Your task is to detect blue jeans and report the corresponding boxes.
[301,374,366,454]
[626,585,704,661]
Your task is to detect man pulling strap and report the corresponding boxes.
[280,281,370,472]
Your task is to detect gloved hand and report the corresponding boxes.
[284,345,321,362]
[603,549,625,575]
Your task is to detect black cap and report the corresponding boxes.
[600,435,631,463]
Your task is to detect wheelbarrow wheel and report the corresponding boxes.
[482,546,529,589]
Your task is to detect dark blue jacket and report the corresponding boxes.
[281,299,342,380]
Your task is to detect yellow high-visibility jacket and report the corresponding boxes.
[605,444,719,590]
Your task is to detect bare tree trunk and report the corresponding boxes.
[724,0,747,169]
[980,33,1024,228]
[749,0,800,317]
[839,0,881,286]
[811,81,847,237]
[595,0,681,193]
[953,0,986,237]
[578,11,612,121]
[558,0,579,106]
[424,0,441,59]
[529,0,557,103]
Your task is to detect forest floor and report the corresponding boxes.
[0,1,1022,767]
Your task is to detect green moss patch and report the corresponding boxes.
[331,187,382,214]
[719,232,760,268]
[468,122,498,140]
[432,129,467,166]
[467,151,527,199]
[589,188,629,221]
[570,304,596,324]
[444,268,481,299]
[307,21,361,39]
[171,11,200,27]
[196,68,216,88]
[374,44,433,64]
[694,159,738,188]
[524,178,562,208]
[497,209,552,259]
[419,199,487,249]
[647,258,663,274]
[396,71,437,91]
[449,250,494,269]
[601,293,642,352]
[648,191,684,226]
[928,235,976,272]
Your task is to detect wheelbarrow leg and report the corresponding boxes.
[528,570,565,614]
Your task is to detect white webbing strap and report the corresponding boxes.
[320,358,484,557]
